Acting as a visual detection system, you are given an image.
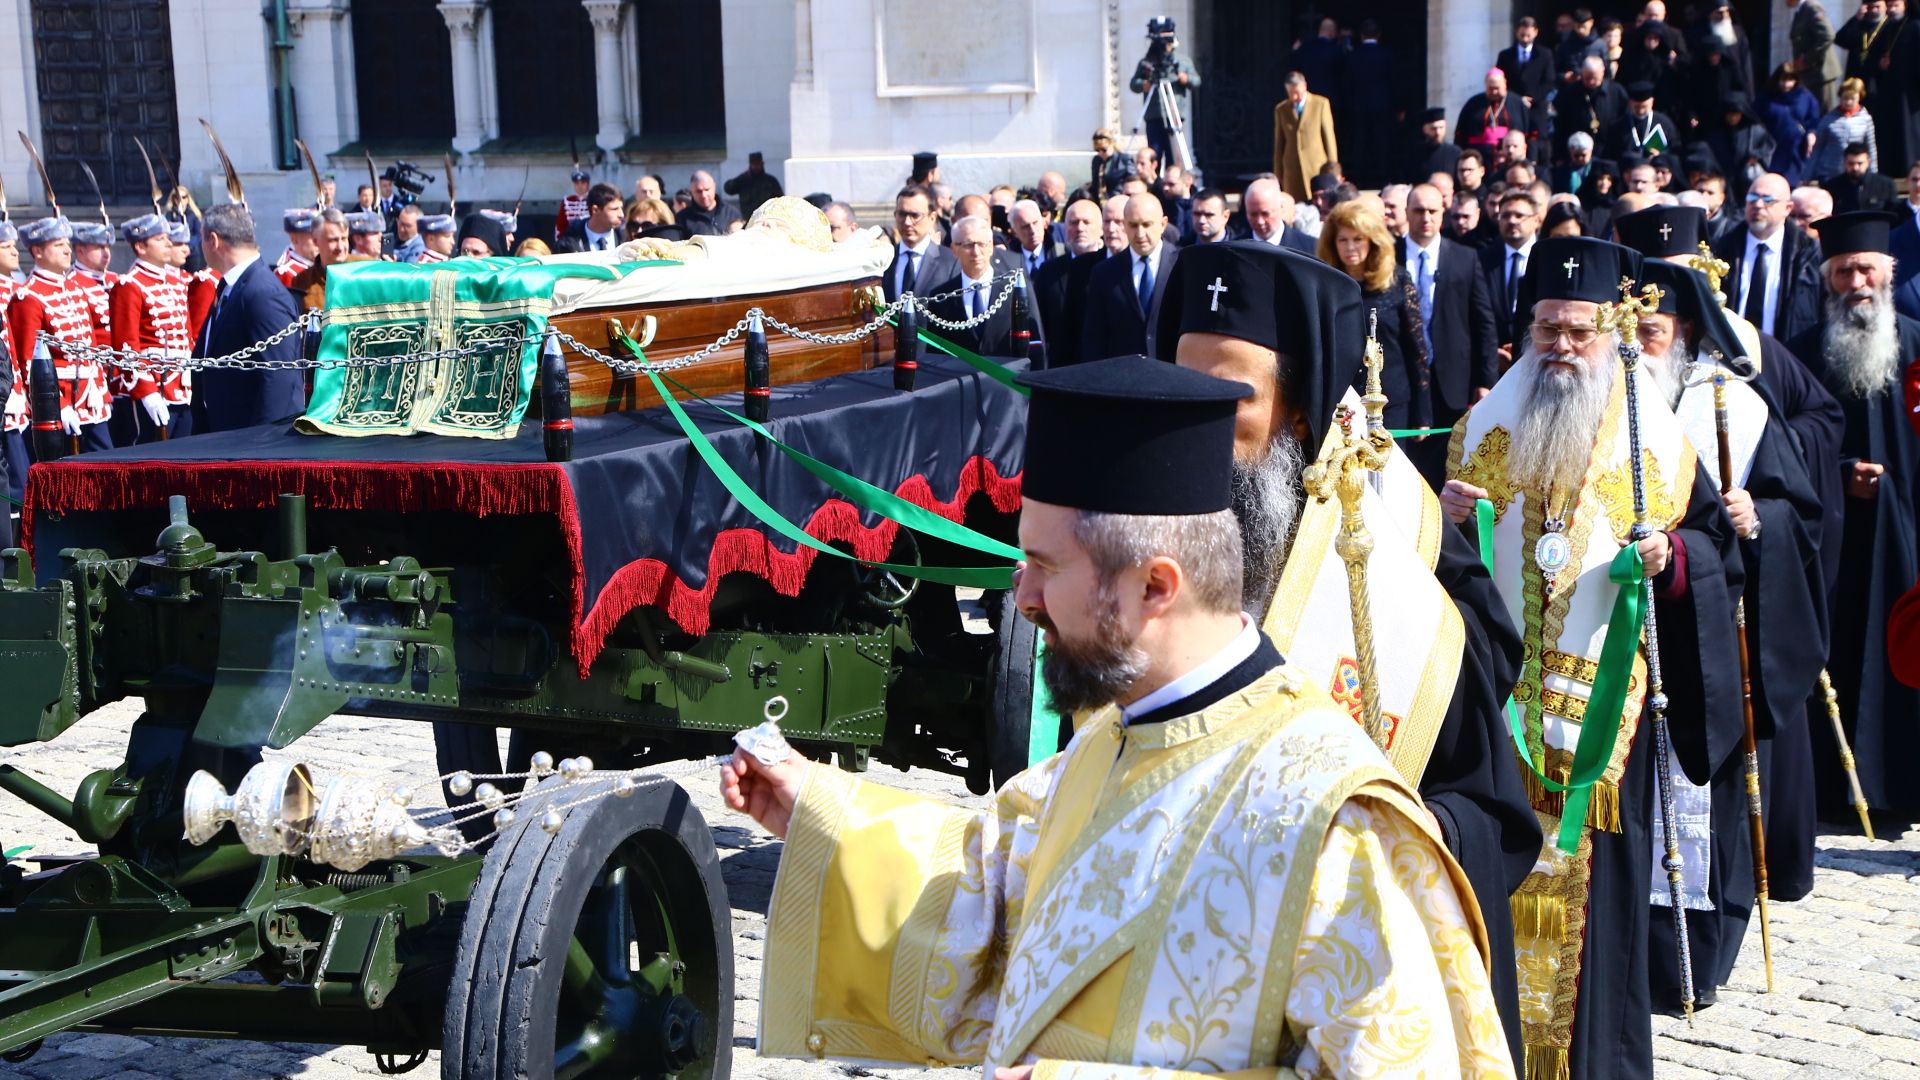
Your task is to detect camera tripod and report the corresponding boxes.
[1133,73,1195,174]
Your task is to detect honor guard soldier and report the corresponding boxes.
[110,214,194,442]
[165,221,193,277]
[345,212,387,260]
[556,168,591,241]
[0,218,24,508]
[276,209,319,286]
[416,215,456,263]
[69,221,128,444]
[9,217,113,451]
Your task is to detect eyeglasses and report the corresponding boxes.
[1529,322,1601,348]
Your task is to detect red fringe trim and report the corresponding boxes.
[23,455,1021,675]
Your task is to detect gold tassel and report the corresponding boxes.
[1524,770,1566,816]
[1586,780,1621,833]
[1524,1043,1570,1080]
[1510,891,1566,940]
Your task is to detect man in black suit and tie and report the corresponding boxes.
[194,204,307,432]
[1476,188,1541,348]
[1031,199,1107,365]
[883,185,959,303]
[553,184,627,253]
[1081,193,1179,361]
[1711,171,1825,340]
[1400,183,1500,436]
[1498,17,1558,113]
[1243,178,1316,253]
[924,217,1040,357]
[1006,198,1060,281]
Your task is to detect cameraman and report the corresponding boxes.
[1128,17,1200,171]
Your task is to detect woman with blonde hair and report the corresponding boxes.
[625,198,676,240]
[1316,200,1430,432]
[1808,76,1876,179]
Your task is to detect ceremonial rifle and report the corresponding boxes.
[1819,670,1876,838]
[17,132,59,216]
[295,139,326,209]
[78,162,109,227]
[1302,311,1395,746]
[1599,279,1696,1022]
[1708,366,1775,992]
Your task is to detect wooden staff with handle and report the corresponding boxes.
[1819,670,1876,839]
[1713,369,1774,992]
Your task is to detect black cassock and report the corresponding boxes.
[1787,314,1920,816]
[1573,468,1745,1074]
[1648,362,1827,1016]
[1754,335,1845,901]
[1422,523,1539,1071]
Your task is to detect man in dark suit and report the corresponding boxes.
[883,185,960,303]
[923,216,1039,357]
[1498,17,1558,112]
[1822,143,1898,212]
[1476,188,1542,347]
[553,184,627,253]
[1031,199,1106,366]
[1006,198,1063,280]
[1080,193,1178,361]
[194,204,307,432]
[1243,178,1317,253]
[1711,171,1825,340]
[1400,183,1500,435]
[1342,21,1401,188]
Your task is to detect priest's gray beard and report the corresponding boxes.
[1823,283,1901,400]
[1031,593,1150,715]
[1509,340,1618,498]
[1710,16,1738,45]
[1229,431,1307,612]
[1644,341,1694,410]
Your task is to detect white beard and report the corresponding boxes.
[1823,285,1901,400]
[1509,339,1619,498]
[1643,341,1693,410]
[1710,17,1738,45]
[1230,431,1306,613]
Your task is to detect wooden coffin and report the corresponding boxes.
[542,277,887,415]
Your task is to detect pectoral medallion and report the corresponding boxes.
[1535,530,1572,574]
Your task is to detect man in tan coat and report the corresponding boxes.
[1272,71,1339,201]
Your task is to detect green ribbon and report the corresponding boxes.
[610,327,1017,589]
[1386,427,1447,438]
[891,321,1030,396]
[1475,498,1647,853]
[3,845,30,860]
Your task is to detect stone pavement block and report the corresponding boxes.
[1652,1062,1715,1080]
[1845,1009,1920,1039]
[20,1057,120,1080]
[1662,1021,1779,1054]
[50,1039,147,1062]
[1863,1033,1920,1065]
[1869,1061,1920,1080]
[1755,1037,1880,1068]
[1755,1014,1866,1046]
[1672,1044,1799,1080]
[1805,982,1919,1010]
[1728,992,1844,1021]
[1799,964,1909,990]
[95,1072,162,1080]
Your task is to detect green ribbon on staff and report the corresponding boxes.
[608,326,1020,589]
[1476,498,1647,853]
[885,319,1030,396]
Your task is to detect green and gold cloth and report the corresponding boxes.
[298,257,666,438]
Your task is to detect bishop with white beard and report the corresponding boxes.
[1443,237,1746,1080]
[1154,241,1540,1069]
[1784,210,1920,819]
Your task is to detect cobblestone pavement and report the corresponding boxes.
[6,700,1920,1080]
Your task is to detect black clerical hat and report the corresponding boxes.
[1814,209,1901,261]
[1626,80,1657,101]
[1615,205,1706,258]
[1016,356,1251,515]
[912,151,938,175]
[1423,107,1447,124]
[1519,236,1643,308]
[1153,241,1365,453]
[1639,258,1748,368]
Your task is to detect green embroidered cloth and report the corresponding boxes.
[297,257,667,438]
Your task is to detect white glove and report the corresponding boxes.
[139,392,171,429]
[60,406,81,436]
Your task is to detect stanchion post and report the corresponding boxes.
[744,313,771,424]
[894,295,920,391]
[540,331,574,463]
[1010,271,1032,364]
[29,343,68,463]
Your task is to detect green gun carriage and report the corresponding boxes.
[0,269,1041,1079]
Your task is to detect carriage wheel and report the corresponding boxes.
[984,589,1041,792]
[443,777,733,1080]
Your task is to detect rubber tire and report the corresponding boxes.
[985,591,1040,791]
[432,722,503,846]
[442,776,734,1080]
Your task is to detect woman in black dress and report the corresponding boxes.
[1316,199,1431,433]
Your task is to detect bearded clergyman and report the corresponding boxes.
[1151,241,1539,1067]
[1630,253,1828,1010]
[1442,236,1745,1080]
[1784,209,1920,821]
[723,355,1518,1079]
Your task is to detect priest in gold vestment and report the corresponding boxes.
[723,356,1517,1079]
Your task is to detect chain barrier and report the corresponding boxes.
[36,272,1026,378]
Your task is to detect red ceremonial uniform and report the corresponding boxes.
[8,268,111,425]
[274,248,312,287]
[555,192,590,240]
[416,248,450,264]
[1,277,23,435]
[109,261,193,405]
[185,268,220,349]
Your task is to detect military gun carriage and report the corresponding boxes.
[0,256,1041,1079]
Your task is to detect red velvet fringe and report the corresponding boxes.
[24,455,1021,675]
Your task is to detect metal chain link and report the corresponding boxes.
[39,270,1028,376]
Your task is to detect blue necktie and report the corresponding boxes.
[1416,249,1435,354]
[900,248,917,294]
[1137,256,1153,317]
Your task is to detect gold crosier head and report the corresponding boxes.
[1595,276,1664,364]
[1689,242,1731,304]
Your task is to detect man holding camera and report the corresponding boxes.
[1128,17,1200,173]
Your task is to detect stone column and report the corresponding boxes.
[438,1,488,152]
[582,0,630,153]
[287,0,357,154]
